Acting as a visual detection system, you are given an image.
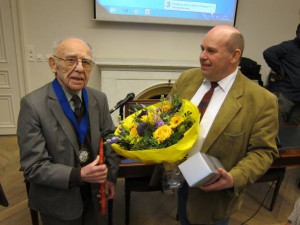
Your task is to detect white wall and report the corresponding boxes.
[18,0,300,92]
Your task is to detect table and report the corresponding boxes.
[118,147,300,178]
[111,146,300,223]
[118,159,156,178]
[111,125,300,223]
[273,148,300,168]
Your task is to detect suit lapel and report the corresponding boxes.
[48,85,80,157]
[87,90,100,157]
[182,69,204,100]
[201,72,244,153]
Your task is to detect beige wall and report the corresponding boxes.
[18,0,300,92]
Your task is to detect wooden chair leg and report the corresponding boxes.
[269,174,284,211]
[256,167,286,211]
[107,199,113,225]
[125,180,131,225]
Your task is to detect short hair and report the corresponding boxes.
[52,37,94,59]
[227,31,244,56]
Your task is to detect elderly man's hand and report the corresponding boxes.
[80,156,108,183]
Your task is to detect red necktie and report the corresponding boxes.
[198,82,218,120]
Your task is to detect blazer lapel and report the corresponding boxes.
[87,90,101,157]
[182,70,204,100]
[48,85,80,157]
[201,72,244,153]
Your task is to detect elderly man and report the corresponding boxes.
[18,38,119,225]
[169,25,279,225]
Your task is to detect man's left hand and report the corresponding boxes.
[106,181,116,200]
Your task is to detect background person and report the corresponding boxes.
[18,37,119,225]
[263,23,300,125]
[169,25,279,225]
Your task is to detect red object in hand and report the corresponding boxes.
[98,137,106,216]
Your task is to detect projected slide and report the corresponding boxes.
[97,0,236,21]
[95,0,238,26]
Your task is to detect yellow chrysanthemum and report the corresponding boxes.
[170,115,184,128]
[153,125,173,143]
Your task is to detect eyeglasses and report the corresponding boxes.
[54,55,95,69]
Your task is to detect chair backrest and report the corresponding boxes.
[125,99,160,117]
[278,124,300,150]
[135,83,173,99]
[125,82,173,116]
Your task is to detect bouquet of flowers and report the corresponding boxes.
[107,95,199,164]
[106,95,199,189]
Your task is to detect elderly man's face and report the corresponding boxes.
[199,27,239,82]
[49,39,94,95]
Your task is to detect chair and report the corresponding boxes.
[256,124,300,211]
[239,57,263,86]
[124,175,163,225]
[0,183,9,207]
[255,167,286,211]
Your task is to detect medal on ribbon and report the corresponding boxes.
[52,79,90,163]
[79,145,90,163]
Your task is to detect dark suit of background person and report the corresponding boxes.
[263,23,300,125]
[17,38,119,225]
[169,26,279,225]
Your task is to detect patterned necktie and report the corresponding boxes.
[198,82,218,120]
[71,95,82,119]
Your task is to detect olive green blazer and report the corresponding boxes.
[170,68,279,224]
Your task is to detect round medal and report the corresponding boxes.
[79,147,89,163]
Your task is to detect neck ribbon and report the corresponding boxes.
[52,78,89,145]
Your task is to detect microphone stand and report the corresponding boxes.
[118,106,124,120]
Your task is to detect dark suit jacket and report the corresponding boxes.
[169,68,279,224]
[18,82,119,220]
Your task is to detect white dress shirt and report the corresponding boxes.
[63,89,82,111]
[188,68,238,156]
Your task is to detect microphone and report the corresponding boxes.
[109,93,135,114]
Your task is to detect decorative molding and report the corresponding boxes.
[96,58,199,71]
[0,94,15,127]
[0,4,7,63]
[0,70,10,88]
[96,58,199,124]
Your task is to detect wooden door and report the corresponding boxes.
[0,0,25,134]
